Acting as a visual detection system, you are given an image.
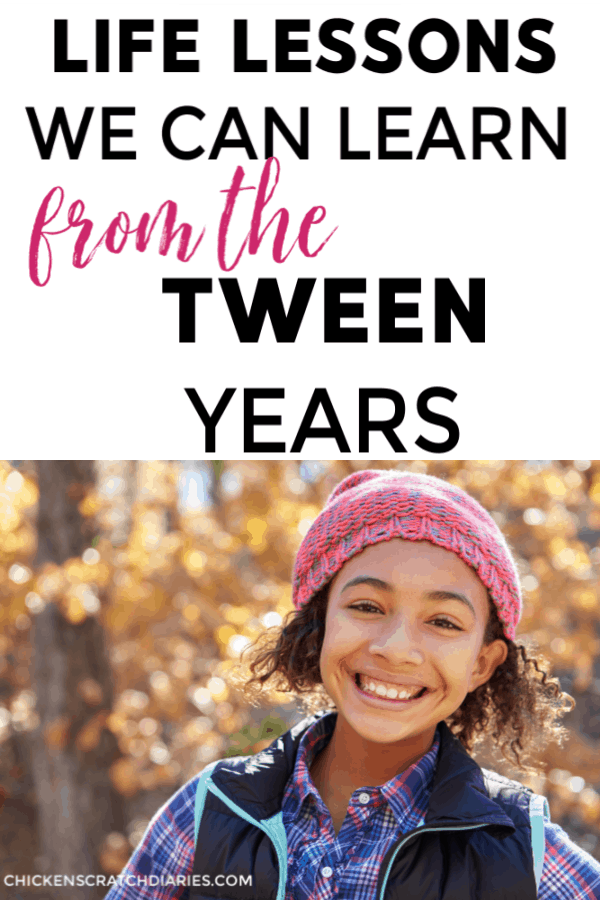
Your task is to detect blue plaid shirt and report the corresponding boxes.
[281,713,439,900]
[104,712,600,900]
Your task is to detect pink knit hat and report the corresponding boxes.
[292,470,522,640]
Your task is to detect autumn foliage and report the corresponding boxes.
[1,459,600,876]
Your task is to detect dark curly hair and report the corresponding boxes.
[237,584,574,775]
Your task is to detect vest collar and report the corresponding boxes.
[211,710,515,831]
[424,721,516,830]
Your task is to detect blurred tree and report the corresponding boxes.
[29,462,124,899]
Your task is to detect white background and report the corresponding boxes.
[1,2,598,458]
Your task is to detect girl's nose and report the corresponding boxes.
[368,617,424,664]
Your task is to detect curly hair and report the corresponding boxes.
[238,585,574,775]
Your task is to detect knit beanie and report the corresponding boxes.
[292,470,522,640]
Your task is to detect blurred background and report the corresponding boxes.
[1,459,600,899]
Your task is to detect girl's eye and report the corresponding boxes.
[430,617,462,632]
[349,601,381,614]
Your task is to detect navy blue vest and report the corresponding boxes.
[190,713,540,900]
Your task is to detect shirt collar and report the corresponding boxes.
[285,710,440,826]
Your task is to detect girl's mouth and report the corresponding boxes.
[353,671,429,705]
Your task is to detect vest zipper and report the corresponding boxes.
[378,823,490,900]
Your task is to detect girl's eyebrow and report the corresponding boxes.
[340,578,476,618]
[426,590,476,618]
[340,576,392,593]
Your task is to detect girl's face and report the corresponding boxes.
[320,538,508,747]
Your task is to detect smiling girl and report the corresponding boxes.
[106,470,600,900]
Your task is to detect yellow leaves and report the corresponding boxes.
[149,671,171,697]
[183,548,208,575]
[137,461,177,505]
[44,716,71,753]
[75,711,108,752]
[578,787,600,824]
[574,590,598,611]
[77,678,104,706]
[109,757,141,797]
[246,517,267,548]
[62,594,87,624]
[590,476,600,507]
[542,472,568,498]
[0,496,21,534]
[276,585,294,616]
[273,499,297,524]
[223,605,250,626]
[213,531,237,551]
[0,470,37,546]
[182,603,201,622]
[508,470,535,505]
[79,492,107,518]
[1,525,35,556]
[5,471,38,508]
[99,832,131,875]
[218,714,243,734]
[207,677,228,701]
[180,718,213,745]
[35,564,67,599]
[171,658,192,679]
[215,624,236,647]
[8,563,32,585]
[106,713,127,734]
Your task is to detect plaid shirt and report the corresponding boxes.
[104,713,600,900]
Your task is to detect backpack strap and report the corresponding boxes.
[529,794,549,893]
[194,762,219,844]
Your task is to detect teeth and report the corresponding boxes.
[359,675,423,701]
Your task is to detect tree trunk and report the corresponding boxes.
[30,461,124,899]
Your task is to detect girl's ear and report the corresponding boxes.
[468,639,508,693]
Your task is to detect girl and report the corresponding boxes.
[106,470,600,900]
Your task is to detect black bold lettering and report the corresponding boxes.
[164,20,199,72]
[324,279,367,342]
[96,20,109,72]
[276,20,311,72]
[516,19,555,74]
[233,20,268,72]
[316,19,355,74]
[244,388,285,452]
[290,389,350,452]
[26,107,94,159]
[416,387,459,453]
[162,106,205,160]
[340,108,370,160]
[102,108,136,160]
[208,108,257,159]
[417,108,465,159]
[379,279,422,342]
[220,278,315,342]
[434,279,485,342]
[265,108,309,159]
[363,19,401,74]
[119,20,154,72]
[466,20,509,72]
[408,19,459,73]
[522,108,566,159]
[359,389,406,452]
[378,108,412,160]
[185,388,236,453]
[54,20,87,72]
[162,278,213,342]
[473,108,512,159]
